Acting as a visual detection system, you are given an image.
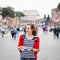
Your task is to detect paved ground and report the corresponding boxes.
[0,29,60,60]
[38,29,60,60]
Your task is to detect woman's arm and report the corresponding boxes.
[32,37,40,53]
[17,34,24,52]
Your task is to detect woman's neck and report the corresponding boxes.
[26,33,34,40]
[26,32,32,36]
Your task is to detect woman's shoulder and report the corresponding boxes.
[19,34,26,38]
[33,35,40,40]
[34,35,40,38]
[19,34,24,38]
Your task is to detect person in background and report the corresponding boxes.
[10,27,16,39]
[17,24,40,60]
[16,27,20,38]
[53,26,60,39]
[55,26,60,38]
[1,27,5,37]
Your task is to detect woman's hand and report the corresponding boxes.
[31,48,38,53]
[17,46,24,52]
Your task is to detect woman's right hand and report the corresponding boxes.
[17,46,24,52]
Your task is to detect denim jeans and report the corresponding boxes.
[20,57,36,60]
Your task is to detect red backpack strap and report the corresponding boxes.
[34,36,40,51]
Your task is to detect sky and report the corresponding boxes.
[0,0,60,18]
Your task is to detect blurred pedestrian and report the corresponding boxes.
[55,26,60,38]
[53,26,60,39]
[1,27,5,38]
[10,27,16,39]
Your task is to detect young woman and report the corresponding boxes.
[17,24,40,60]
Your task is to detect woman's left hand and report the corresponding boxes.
[31,48,38,53]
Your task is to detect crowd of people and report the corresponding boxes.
[0,23,60,60]
[41,22,60,40]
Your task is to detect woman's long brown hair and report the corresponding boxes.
[27,24,37,36]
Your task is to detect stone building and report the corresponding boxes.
[51,8,60,25]
[20,10,40,27]
[51,8,60,21]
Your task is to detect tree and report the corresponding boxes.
[44,14,46,19]
[15,11,25,17]
[47,14,50,22]
[0,7,2,14]
[57,3,60,11]
[2,6,15,18]
[0,7,2,11]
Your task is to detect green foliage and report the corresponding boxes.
[2,6,15,18]
[44,14,46,19]
[0,6,25,18]
[0,8,2,11]
[57,3,60,11]
[15,11,25,17]
[47,14,50,22]
[0,7,2,13]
